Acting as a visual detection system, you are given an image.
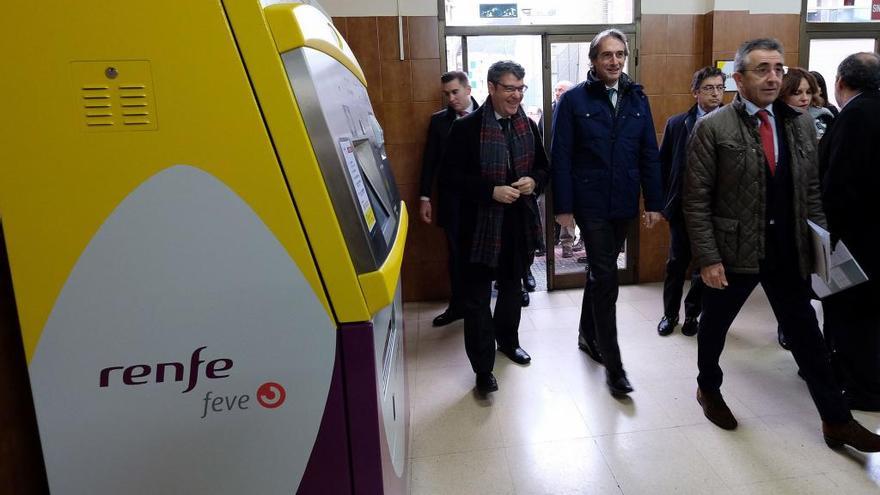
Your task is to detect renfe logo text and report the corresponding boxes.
[99,346,233,393]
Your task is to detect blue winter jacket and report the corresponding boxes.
[551,71,663,219]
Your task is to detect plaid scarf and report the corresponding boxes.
[470,97,542,267]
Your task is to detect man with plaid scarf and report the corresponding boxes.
[444,60,550,395]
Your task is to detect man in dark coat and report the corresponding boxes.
[419,71,478,327]
[819,51,880,411]
[444,60,549,395]
[551,29,664,396]
[684,38,880,452]
[656,67,725,337]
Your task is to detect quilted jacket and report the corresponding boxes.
[683,95,826,278]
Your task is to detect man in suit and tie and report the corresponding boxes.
[551,29,664,396]
[819,52,880,411]
[444,60,549,395]
[419,71,478,327]
[656,67,725,337]
[684,38,880,451]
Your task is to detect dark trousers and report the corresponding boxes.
[697,262,851,423]
[663,216,703,319]
[444,220,464,313]
[462,263,523,374]
[823,280,880,409]
[576,218,629,377]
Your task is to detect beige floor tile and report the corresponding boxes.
[760,412,880,475]
[415,332,471,370]
[728,474,840,495]
[596,428,728,494]
[681,418,819,485]
[524,290,580,309]
[824,468,880,494]
[491,371,592,445]
[411,449,515,495]
[410,383,506,458]
[528,306,582,331]
[504,439,622,495]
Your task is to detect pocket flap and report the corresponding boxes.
[712,216,738,233]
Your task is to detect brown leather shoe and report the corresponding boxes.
[822,419,880,452]
[697,388,738,430]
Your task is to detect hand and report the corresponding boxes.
[511,176,536,195]
[419,200,432,224]
[700,263,728,289]
[493,185,521,204]
[555,213,574,228]
[643,211,662,229]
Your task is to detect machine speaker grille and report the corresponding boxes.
[72,61,157,132]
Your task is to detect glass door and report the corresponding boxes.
[543,34,636,290]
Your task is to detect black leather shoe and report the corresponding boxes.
[499,346,531,365]
[823,419,880,452]
[523,270,537,292]
[657,315,678,336]
[432,309,463,327]
[607,373,634,396]
[576,256,588,264]
[476,372,498,395]
[681,316,699,337]
[577,334,603,364]
[778,327,791,350]
[521,291,530,307]
[697,388,738,430]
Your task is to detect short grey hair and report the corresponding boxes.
[837,52,880,92]
[733,38,784,73]
[487,60,526,84]
[589,29,629,62]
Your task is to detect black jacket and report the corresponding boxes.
[418,97,479,227]
[443,105,550,265]
[659,104,699,220]
[819,90,880,279]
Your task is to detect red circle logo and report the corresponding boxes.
[256,382,286,409]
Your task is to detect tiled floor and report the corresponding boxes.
[402,282,880,495]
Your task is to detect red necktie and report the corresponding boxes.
[756,110,776,176]
[458,110,467,117]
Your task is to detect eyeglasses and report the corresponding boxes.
[699,85,725,94]
[741,65,786,79]
[491,82,528,94]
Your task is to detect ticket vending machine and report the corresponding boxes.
[0,1,407,493]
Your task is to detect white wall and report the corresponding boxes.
[317,0,438,16]
[317,0,800,17]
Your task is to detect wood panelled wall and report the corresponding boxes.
[332,12,801,301]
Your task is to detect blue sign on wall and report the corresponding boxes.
[479,4,518,18]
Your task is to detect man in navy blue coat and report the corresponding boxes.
[657,67,725,338]
[551,29,663,396]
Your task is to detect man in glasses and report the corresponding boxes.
[684,38,880,451]
[444,61,549,395]
[419,71,479,328]
[551,29,663,396]
[657,67,726,338]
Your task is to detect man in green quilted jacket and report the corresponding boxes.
[683,38,880,452]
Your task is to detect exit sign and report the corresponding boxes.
[873,0,880,20]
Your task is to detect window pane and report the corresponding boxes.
[807,0,880,22]
[463,36,544,111]
[446,36,463,72]
[445,0,633,27]
[808,38,875,108]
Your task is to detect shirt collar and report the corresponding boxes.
[494,110,510,120]
[605,81,619,92]
[464,100,475,114]
[742,97,774,118]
